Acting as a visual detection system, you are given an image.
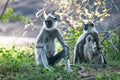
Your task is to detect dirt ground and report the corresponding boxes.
[77,66,120,80]
[0,36,35,46]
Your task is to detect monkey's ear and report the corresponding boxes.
[44,11,48,19]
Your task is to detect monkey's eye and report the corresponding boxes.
[45,20,52,27]
[54,18,57,21]
[89,23,94,27]
[45,20,52,23]
[84,25,88,30]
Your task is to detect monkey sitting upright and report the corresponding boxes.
[84,35,100,65]
[74,20,107,66]
[34,13,72,72]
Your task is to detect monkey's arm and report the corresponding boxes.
[56,30,70,58]
[35,30,47,48]
[56,30,69,48]
[35,42,46,48]
[93,32,108,64]
[93,32,101,50]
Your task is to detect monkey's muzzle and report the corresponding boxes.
[45,20,53,28]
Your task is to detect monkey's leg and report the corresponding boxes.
[40,48,51,71]
[74,45,83,63]
[48,50,65,65]
[99,53,107,64]
[102,54,107,64]
[35,48,42,65]
[48,49,72,72]
[64,58,72,72]
[79,45,85,63]
[74,52,79,64]
[89,58,98,68]
[63,49,72,72]
[100,53,110,68]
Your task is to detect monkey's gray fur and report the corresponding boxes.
[74,20,107,66]
[84,35,100,65]
[35,13,72,72]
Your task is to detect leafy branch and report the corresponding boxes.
[100,24,120,51]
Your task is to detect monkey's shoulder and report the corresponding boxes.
[42,28,58,34]
[39,28,59,40]
[78,32,91,41]
[76,32,93,46]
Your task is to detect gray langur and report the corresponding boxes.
[74,20,107,66]
[84,35,100,65]
[34,13,72,72]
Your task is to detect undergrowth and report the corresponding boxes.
[0,45,120,80]
[0,27,120,79]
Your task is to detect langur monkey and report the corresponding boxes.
[84,35,100,65]
[74,20,107,66]
[34,13,72,72]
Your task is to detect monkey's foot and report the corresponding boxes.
[102,64,111,68]
[66,68,73,72]
[46,67,52,72]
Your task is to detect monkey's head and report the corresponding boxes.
[83,20,95,32]
[86,35,94,43]
[44,13,57,30]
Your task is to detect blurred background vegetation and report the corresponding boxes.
[0,0,120,80]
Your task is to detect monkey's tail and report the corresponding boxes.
[70,64,85,72]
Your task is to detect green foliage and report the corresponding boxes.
[0,38,120,80]
[0,29,119,79]
[0,26,120,79]
[100,30,120,65]
[96,72,120,80]
[0,8,29,23]
[0,46,82,80]
[63,25,83,51]
[0,46,31,71]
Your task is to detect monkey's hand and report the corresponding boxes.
[43,43,48,50]
[63,45,70,59]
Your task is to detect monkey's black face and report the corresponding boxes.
[83,23,94,30]
[45,20,53,28]
[45,17,57,28]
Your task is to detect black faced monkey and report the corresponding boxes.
[74,20,107,66]
[35,13,72,72]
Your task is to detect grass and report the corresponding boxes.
[0,45,120,80]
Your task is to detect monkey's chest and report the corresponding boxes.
[84,45,94,61]
[46,40,56,57]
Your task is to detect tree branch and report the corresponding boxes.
[0,0,10,20]
[25,0,55,29]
